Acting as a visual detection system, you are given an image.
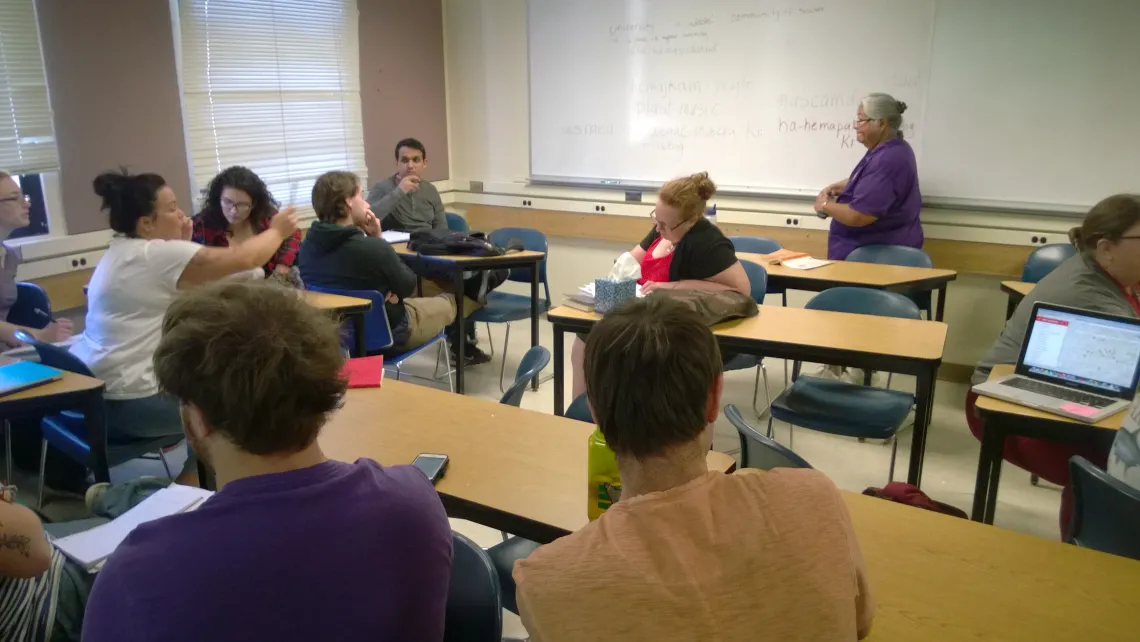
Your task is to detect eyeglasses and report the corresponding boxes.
[649,208,689,232]
[220,197,253,214]
[0,195,29,205]
[854,118,875,126]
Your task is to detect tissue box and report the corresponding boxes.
[594,277,637,313]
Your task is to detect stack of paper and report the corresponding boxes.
[380,231,411,244]
[53,484,214,572]
[749,249,810,265]
[781,257,833,270]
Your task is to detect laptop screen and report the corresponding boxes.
[1021,306,1140,395]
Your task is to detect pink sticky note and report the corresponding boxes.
[1060,402,1098,418]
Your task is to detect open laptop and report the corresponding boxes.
[973,302,1140,423]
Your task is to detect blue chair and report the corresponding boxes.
[469,228,553,392]
[305,285,453,391]
[768,288,921,483]
[846,244,934,319]
[1067,456,1140,561]
[498,346,550,407]
[486,534,540,617]
[723,260,776,416]
[6,282,53,330]
[14,332,182,508]
[724,405,812,470]
[1022,243,1077,283]
[727,236,788,307]
[565,393,593,424]
[446,212,470,232]
[445,532,503,642]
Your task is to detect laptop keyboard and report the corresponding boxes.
[1003,377,1116,409]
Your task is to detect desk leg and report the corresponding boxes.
[907,366,936,486]
[1005,294,1019,320]
[85,393,111,484]
[971,419,1005,523]
[935,285,948,322]
[454,267,466,395]
[351,314,366,358]
[3,420,11,485]
[530,260,540,392]
[553,325,565,416]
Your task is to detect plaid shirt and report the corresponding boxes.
[191,213,301,274]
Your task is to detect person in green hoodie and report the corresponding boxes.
[298,170,456,352]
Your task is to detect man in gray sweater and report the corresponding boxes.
[367,138,448,234]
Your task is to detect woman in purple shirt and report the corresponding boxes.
[814,93,923,260]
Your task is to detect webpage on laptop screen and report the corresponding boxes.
[1022,309,1140,394]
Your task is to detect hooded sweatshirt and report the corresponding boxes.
[298,221,418,337]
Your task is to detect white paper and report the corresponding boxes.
[54,484,214,570]
[380,231,411,244]
[782,257,833,270]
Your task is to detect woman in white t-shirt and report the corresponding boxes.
[71,170,299,483]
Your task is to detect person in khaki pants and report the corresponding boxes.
[298,170,457,353]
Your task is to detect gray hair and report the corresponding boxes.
[861,93,908,138]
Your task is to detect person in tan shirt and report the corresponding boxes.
[513,296,875,641]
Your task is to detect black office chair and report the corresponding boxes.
[498,346,550,407]
[565,393,593,424]
[445,532,503,642]
[486,534,540,616]
[1067,456,1140,561]
[6,282,53,329]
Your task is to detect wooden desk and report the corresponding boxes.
[321,380,1140,641]
[391,243,548,394]
[737,252,958,321]
[548,304,948,487]
[299,291,372,358]
[971,364,1123,523]
[1000,280,1035,319]
[318,380,736,542]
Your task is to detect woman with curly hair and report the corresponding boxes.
[191,166,302,278]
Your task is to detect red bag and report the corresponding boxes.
[862,482,968,519]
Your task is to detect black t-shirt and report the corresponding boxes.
[639,217,738,283]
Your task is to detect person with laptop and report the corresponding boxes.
[82,281,453,642]
[969,193,1140,534]
[514,296,874,641]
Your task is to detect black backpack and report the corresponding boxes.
[408,231,505,257]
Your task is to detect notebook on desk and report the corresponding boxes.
[973,303,1140,423]
[0,361,64,397]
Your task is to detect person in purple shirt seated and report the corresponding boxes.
[814,93,923,261]
[82,280,453,642]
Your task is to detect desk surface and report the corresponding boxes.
[976,364,1125,431]
[549,304,948,362]
[392,242,546,263]
[737,252,958,288]
[318,381,735,534]
[1001,280,1035,297]
[0,356,103,403]
[301,290,372,312]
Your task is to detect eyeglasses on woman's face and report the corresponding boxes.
[220,197,253,214]
[650,208,689,232]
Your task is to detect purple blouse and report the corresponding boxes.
[828,137,923,260]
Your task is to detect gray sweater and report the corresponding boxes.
[973,253,1138,384]
[366,175,447,234]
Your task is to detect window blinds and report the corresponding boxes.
[0,0,59,174]
[178,0,367,217]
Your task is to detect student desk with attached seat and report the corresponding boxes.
[301,291,373,358]
[736,253,958,321]
[319,380,1140,642]
[391,243,548,394]
[1000,280,1035,319]
[547,304,948,487]
[971,364,1122,524]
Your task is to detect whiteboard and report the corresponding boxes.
[527,0,1140,212]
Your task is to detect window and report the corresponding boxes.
[0,0,59,176]
[177,0,367,219]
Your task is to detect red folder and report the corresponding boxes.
[340,355,384,388]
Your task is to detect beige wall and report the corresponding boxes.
[37,0,191,235]
[35,0,448,235]
[359,0,449,183]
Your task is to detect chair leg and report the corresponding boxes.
[498,323,512,394]
[157,449,174,480]
[395,364,402,381]
[753,364,773,418]
[36,438,48,509]
[766,414,775,439]
[484,323,495,358]
[441,341,455,393]
[1030,474,1040,486]
[3,420,10,486]
[887,437,899,483]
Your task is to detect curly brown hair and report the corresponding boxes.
[658,172,717,224]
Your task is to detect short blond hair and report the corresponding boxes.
[659,172,716,223]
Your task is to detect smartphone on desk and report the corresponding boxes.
[412,453,449,485]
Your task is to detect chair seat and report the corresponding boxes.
[724,353,760,372]
[468,292,552,324]
[486,536,541,614]
[42,413,184,469]
[376,331,448,366]
[770,376,914,440]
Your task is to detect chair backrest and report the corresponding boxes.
[727,235,782,255]
[1022,243,1078,283]
[15,331,97,377]
[488,227,549,282]
[805,287,921,320]
[738,260,768,306]
[724,405,812,470]
[499,345,551,407]
[7,282,53,330]
[446,212,470,232]
[1067,456,1140,560]
[565,393,594,424]
[444,531,503,642]
[846,244,933,269]
[304,285,393,355]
